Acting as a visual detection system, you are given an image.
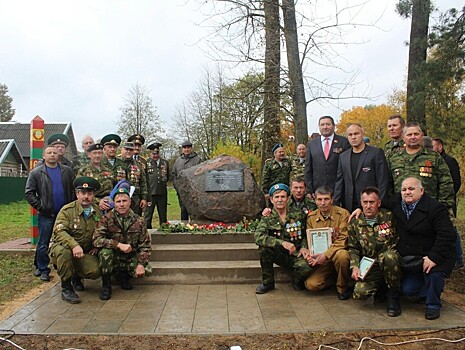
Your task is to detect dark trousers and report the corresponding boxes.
[455,226,463,265]
[258,246,312,285]
[145,194,168,228]
[177,194,189,221]
[36,214,55,273]
[401,271,447,310]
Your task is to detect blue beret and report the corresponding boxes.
[269,183,290,196]
[272,143,283,153]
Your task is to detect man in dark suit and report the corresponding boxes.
[305,116,350,197]
[390,177,456,320]
[334,123,389,212]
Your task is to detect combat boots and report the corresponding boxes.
[387,288,401,317]
[61,280,81,304]
[120,272,133,290]
[71,273,85,291]
[100,274,112,300]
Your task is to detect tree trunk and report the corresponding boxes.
[406,0,430,132]
[262,0,281,167]
[282,0,308,146]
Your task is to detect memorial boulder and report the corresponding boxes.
[176,155,265,223]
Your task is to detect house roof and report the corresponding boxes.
[0,122,78,158]
[0,139,28,170]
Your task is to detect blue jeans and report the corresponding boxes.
[36,214,55,274]
[401,271,446,310]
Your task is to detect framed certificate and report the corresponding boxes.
[359,257,376,281]
[307,228,332,255]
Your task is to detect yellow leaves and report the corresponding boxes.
[336,104,399,148]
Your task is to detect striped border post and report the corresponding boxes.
[30,115,45,245]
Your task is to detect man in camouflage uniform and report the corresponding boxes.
[72,135,94,174]
[384,115,405,160]
[291,144,306,180]
[254,183,312,294]
[101,134,127,181]
[287,177,317,214]
[348,186,402,317]
[49,177,102,304]
[77,143,116,211]
[388,122,454,210]
[304,186,351,300]
[261,143,292,204]
[93,187,151,300]
[120,142,148,216]
[145,142,170,228]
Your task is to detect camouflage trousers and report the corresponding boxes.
[49,245,101,282]
[353,250,402,300]
[98,248,152,276]
[259,246,312,285]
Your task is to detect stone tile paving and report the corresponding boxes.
[1,281,464,335]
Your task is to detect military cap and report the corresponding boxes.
[181,140,193,147]
[122,141,135,149]
[147,142,162,152]
[111,187,130,199]
[48,134,69,146]
[87,143,104,152]
[101,134,121,146]
[272,143,283,153]
[128,134,145,145]
[73,176,101,191]
[269,183,290,196]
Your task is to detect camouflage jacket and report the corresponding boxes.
[388,147,454,210]
[288,195,317,215]
[261,158,292,194]
[384,139,404,161]
[120,158,149,201]
[72,152,90,174]
[51,201,102,253]
[255,207,307,254]
[291,155,305,180]
[348,208,398,268]
[93,209,151,265]
[102,156,127,181]
[307,205,350,260]
[77,163,116,198]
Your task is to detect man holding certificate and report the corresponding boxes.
[348,187,402,317]
[254,183,312,294]
[303,186,351,300]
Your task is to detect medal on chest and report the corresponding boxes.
[286,220,302,241]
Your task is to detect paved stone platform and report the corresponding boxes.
[1,281,464,335]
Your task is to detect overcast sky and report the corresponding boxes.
[0,0,462,149]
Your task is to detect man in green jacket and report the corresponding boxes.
[49,177,102,304]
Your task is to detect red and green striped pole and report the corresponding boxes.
[30,115,44,245]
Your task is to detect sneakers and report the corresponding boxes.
[425,308,440,320]
[33,268,41,277]
[255,283,275,294]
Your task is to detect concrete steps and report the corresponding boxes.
[139,230,291,285]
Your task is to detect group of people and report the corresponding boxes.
[24,132,192,304]
[257,115,461,320]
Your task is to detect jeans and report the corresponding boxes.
[401,271,447,310]
[177,194,189,221]
[36,214,55,274]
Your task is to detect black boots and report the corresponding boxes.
[71,273,85,291]
[100,274,112,300]
[120,272,133,290]
[61,280,81,304]
[387,288,401,317]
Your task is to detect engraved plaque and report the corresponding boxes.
[205,170,244,192]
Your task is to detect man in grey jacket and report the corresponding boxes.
[25,146,75,282]
[172,140,201,220]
